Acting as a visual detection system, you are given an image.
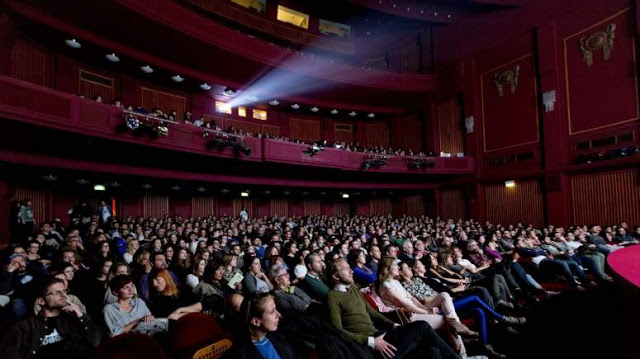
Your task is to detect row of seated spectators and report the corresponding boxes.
[86,94,436,158]
[2,212,637,359]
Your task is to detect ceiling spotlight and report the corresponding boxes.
[108,182,121,187]
[42,175,58,182]
[196,187,207,192]
[269,99,280,106]
[171,185,181,191]
[283,191,291,195]
[65,39,81,48]
[200,83,212,91]
[140,65,154,73]
[330,109,339,115]
[291,104,300,110]
[263,190,272,195]
[220,188,230,193]
[349,111,357,117]
[368,113,375,118]
[75,179,90,185]
[171,75,184,83]
[142,184,152,190]
[105,53,120,62]
[434,12,438,16]
[447,14,452,19]
[342,193,350,199]
[302,191,309,195]
[93,184,106,191]
[310,107,319,112]
[240,191,249,197]
[222,88,236,97]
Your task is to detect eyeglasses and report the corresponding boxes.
[45,289,67,297]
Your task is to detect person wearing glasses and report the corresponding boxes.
[0,276,100,359]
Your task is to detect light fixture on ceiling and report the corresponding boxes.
[94,184,106,191]
[349,111,357,117]
[321,191,326,195]
[240,191,249,197]
[434,12,438,16]
[42,175,58,182]
[246,95,258,102]
[447,14,452,19]
[108,181,121,188]
[330,109,339,115]
[263,190,272,195]
[302,191,309,195]
[310,107,319,112]
[140,65,154,73]
[142,184,152,190]
[342,193,350,199]
[65,39,81,49]
[196,187,207,192]
[75,179,90,185]
[171,75,184,83]
[269,99,280,106]
[220,188,230,193]
[222,88,236,97]
[171,185,181,191]
[283,191,291,195]
[505,180,516,188]
[105,53,120,62]
[200,83,212,91]
[291,104,300,110]
[368,113,375,118]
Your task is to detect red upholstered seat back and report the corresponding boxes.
[170,313,226,359]
[95,332,166,359]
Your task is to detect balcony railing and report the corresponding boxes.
[0,75,473,174]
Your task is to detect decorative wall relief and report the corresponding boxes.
[579,23,616,66]
[493,65,520,97]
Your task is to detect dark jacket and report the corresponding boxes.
[0,312,101,359]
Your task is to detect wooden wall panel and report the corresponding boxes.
[10,186,49,228]
[141,87,186,119]
[484,180,544,226]
[571,169,640,226]
[290,118,321,142]
[370,198,392,215]
[436,99,464,155]
[303,200,322,215]
[143,195,169,218]
[192,197,216,217]
[334,123,354,143]
[224,118,262,135]
[365,122,390,148]
[79,69,116,104]
[440,189,467,220]
[10,37,52,87]
[262,124,280,136]
[405,195,424,217]
[270,199,289,216]
[333,202,349,216]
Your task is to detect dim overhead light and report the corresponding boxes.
[75,179,90,185]
[368,113,375,118]
[269,99,280,106]
[65,39,81,48]
[142,184,152,190]
[105,53,120,62]
[94,184,106,191]
[196,187,207,192]
[349,111,357,117]
[342,193,350,199]
[171,75,184,83]
[310,107,319,112]
[140,65,154,73]
[42,175,58,182]
[330,109,339,115]
[200,83,212,91]
[505,180,515,188]
[222,88,236,97]
[240,191,249,197]
[171,185,181,191]
[291,104,300,110]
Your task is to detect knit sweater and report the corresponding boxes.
[327,285,395,345]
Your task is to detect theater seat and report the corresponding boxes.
[170,313,229,359]
[95,332,166,359]
[192,338,232,359]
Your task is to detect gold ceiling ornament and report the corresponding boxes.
[579,23,616,66]
[493,65,520,97]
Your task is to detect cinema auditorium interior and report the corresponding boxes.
[1,0,640,358]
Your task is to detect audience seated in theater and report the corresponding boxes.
[243,257,274,296]
[347,249,377,287]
